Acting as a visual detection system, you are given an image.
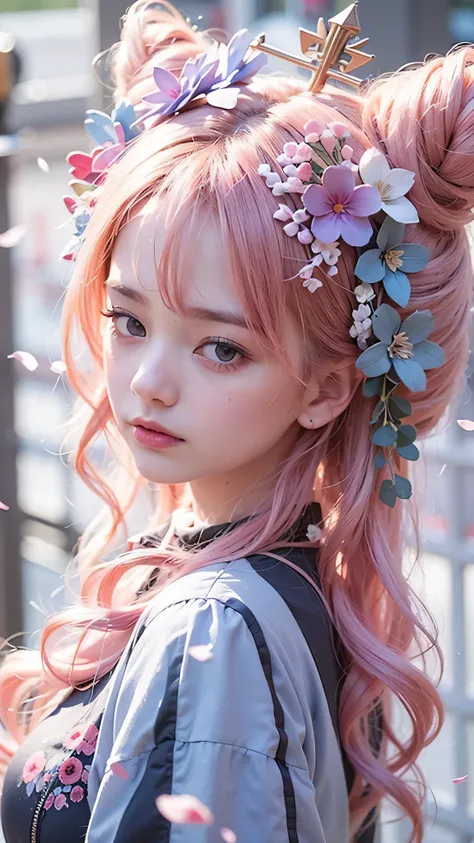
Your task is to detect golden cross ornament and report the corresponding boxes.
[250,2,374,94]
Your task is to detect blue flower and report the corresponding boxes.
[84,100,141,147]
[355,303,445,392]
[354,216,430,308]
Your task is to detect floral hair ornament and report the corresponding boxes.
[61,27,267,261]
[256,6,445,508]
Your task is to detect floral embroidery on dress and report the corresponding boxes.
[18,722,98,811]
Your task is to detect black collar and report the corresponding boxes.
[139,501,323,552]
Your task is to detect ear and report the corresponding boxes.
[297,362,360,430]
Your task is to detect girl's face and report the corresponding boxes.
[103,197,318,519]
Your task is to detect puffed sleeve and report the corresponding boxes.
[85,596,331,843]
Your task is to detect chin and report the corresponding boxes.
[131,451,196,485]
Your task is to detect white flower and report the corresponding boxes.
[272,181,288,196]
[303,277,323,293]
[258,163,280,188]
[285,177,306,195]
[306,524,322,541]
[311,238,341,265]
[354,282,376,303]
[283,164,299,178]
[359,148,419,223]
[276,153,293,166]
[349,303,373,349]
[292,209,309,224]
[298,228,313,245]
[283,221,300,237]
[273,204,293,222]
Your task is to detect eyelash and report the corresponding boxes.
[101,307,248,372]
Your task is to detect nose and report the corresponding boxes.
[130,346,179,407]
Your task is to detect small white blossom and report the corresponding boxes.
[350,303,373,349]
[303,277,323,293]
[311,238,341,265]
[354,282,376,303]
[306,524,322,541]
[273,204,293,222]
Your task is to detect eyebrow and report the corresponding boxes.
[106,282,249,330]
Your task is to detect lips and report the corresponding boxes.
[130,418,183,440]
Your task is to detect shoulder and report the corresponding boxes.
[135,552,318,655]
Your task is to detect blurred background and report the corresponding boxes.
[0,0,474,840]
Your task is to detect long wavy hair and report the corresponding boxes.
[1,3,474,840]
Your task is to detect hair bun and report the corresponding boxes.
[108,0,213,107]
[362,46,474,231]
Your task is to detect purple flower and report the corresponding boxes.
[303,165,382,247]
[140,29,267,122]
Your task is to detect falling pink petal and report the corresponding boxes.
[51,360,67,374]
[221,828,237,842]
[188,645,213,662]
[7,351,38,371]
[110,761,128,780]
[37,157,50,173]
[0,225,27,248]
[457,419,474,431]
[453,775,468,784]
[0,501,9,511]
[156,794,214,825]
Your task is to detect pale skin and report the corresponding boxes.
[103,197,356,526]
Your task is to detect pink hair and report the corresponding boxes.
[1,4,473,840]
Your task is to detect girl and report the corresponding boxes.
[0,2,472,841]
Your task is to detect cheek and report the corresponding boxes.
[200,369,299,435]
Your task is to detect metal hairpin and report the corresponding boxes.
[250,2,374,94]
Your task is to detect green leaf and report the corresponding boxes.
[388,396,412,418]
[374,452,386,470]
[370,400,385,425]
[362,376,384,398]
[397,424,417,446]
[396,442,419,461]
[372,425,397,447]
[394,474,412,499]
[379,479,397,507]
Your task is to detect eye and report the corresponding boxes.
[101,308,146,338]
[196,338,247,370]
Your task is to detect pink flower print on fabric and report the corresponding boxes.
[44,793,55,811]
[81,769,89,783]
[63,727,84,751]
[22,751,46,784]
[303,165,382,247]
[70,786,84,803]
[58,757,83,786]
[76,723,99,757]
[54,793,68,811]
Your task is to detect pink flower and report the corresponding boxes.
[296,162,312,181]
[283,141,298,158]
[81,769,89,783]
[43,773,51,784]
[304,119,325,136]
[64,728,84,750]
[22,752,46,784]
[70,786,84,803]
[293,142,313,163]
[303,165,382,247]
[58,757,83,786]
[54,793,68,810]
[44,793,54,811]
[328,121,350,139]
[76,724,99,757]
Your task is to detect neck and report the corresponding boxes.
[187,423,302,525]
